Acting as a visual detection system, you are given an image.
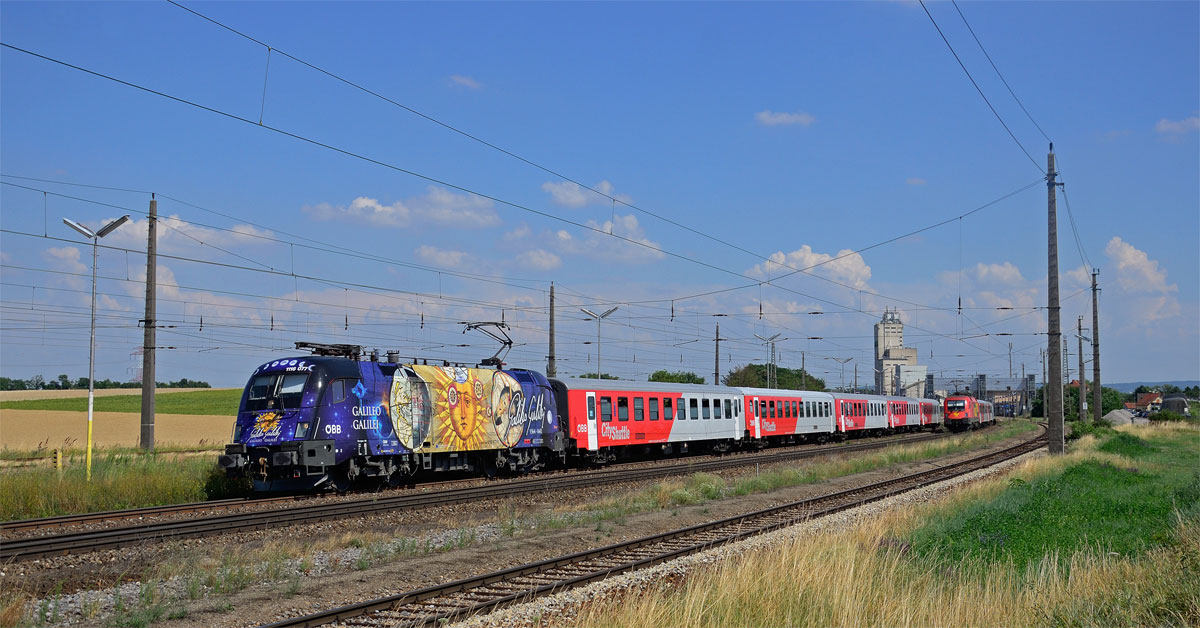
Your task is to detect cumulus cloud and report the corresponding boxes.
[79,214,274,254]
[43,246,87,275]
[973,262,1025,286]
[503,214,664,264]
[448,74,482,89]
[755,110,815,127]
[516,249,562,270]
[1105,236,1180,322]
[540,180,630,208]
[1105,237,1175,294]
[748,245,871,290]
[905,177,927,186]
[1155,116,1199,135]
[304,186,500,229]
[414,245,472,268]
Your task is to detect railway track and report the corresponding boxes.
[0,430,957,561]
[264,427,1046,628]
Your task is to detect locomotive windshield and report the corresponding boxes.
[246,373,309,411]
[946,399,966,411]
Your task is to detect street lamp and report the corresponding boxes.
[580,306,618,380]
[826,357,852,392]
[64,215,130,481]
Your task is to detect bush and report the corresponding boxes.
[1148,410,1186,422]
[1066,420,1114,442]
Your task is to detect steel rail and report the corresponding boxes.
[0,430,956,561]
[264,428,1044,628]
[1,429,948,534]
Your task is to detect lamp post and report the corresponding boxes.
[580,306,618,380]
[63,215,130,481]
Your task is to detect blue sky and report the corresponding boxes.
[1,1,1196,389]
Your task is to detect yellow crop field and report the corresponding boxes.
[0,410,234,452]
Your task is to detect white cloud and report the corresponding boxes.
[973,262,1025,286]
[516,249,561,270]
[749,245,872,290]
[540,180,629,208]
[81,214,274,254]
[304,186,500,229]
[1105,237,1180,322]
[448,74,482,90]
[503,214,663,264]
[1105,237,1175,294]
[906,177,927,186]
[1155,116,1199,134]
[414,245,471,268]
[43,246,86,275]
[755,110,815,127]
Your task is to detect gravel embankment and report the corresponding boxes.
[452,448,1045,628]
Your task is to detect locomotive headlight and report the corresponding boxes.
[295,422,310,439]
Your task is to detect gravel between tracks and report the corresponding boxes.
[8,425,1034,628]
[451,447,1047,628]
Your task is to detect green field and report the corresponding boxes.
[909,427,1199,570]
[0,388,241,415]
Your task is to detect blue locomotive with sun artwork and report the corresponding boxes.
[219,344,565,491]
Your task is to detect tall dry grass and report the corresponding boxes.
[569,424,1200,628]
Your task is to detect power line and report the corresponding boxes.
[917,0,1044,174]
[101,4,1031,318]
[950,0,1052,143]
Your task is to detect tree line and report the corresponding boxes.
[0,375,211,391]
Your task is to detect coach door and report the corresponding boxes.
[585,392,599,450]
[751,396,762,438]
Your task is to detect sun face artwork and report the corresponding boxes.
[389,365,537,453]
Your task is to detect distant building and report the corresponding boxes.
[1135,393,1163,412]
[874,308,920,396]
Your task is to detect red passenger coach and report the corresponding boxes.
[738,388,835,442]
[552,378,744,463]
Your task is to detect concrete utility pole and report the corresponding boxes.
[1008,342,1013,378]
[1078,316,1087,422]
[713,323,722,385]
[801,351,807,390]
[1046,145,1064,453]
[1091,269,1102,423]
[854,363,858,392]
[547,283,556,377]
[140,195,157,451]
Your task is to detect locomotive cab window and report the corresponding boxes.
[246,372,310,411]
[617,397,629,421]
[634,397,645,421]
[600,397,612,422]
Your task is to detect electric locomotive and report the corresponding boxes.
[943,394,994,431]
[218,343,564,491]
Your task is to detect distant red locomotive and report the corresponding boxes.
[943,395,994,431]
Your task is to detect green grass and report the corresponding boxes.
[0,452,249,521]
[908,427,1200,571]
[0,388,241,415]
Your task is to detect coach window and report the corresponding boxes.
[679,399,687,420]
[724,399,732,419]
[663,397,673,421]
[702,399,711,420]
[649,398,659,421]
[715,399,725,419]
[617,397,629,421]
[689,398,699,420]
[753,399,760,416]
[634,397,645,421]
[781,401,789,418]
[600,397,612,422]
[793,401,799,417]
